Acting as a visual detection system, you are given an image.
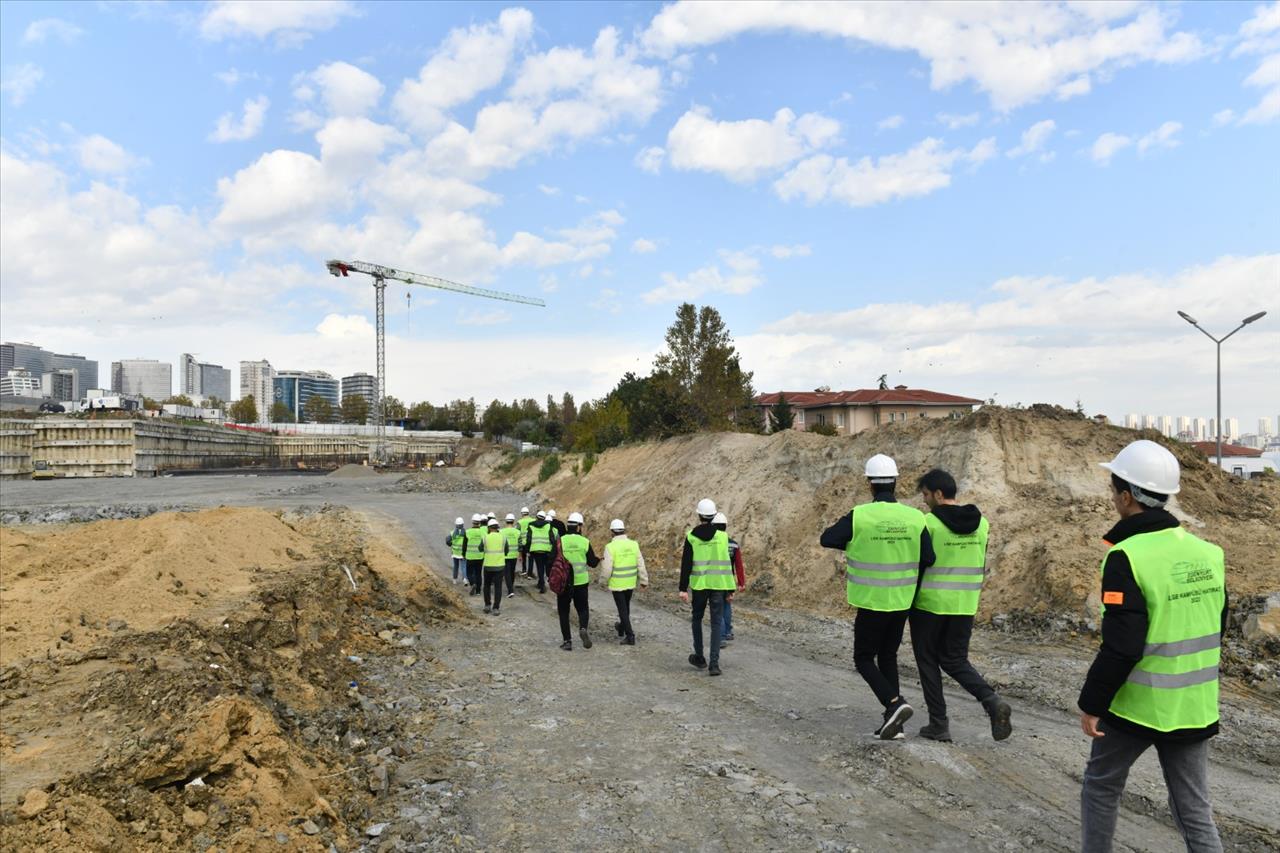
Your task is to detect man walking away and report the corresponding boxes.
[463,513,486,596]
[1079,440,1226,853]
[820,454,934,740]
[680,498,734,676]
[523,510,556,593]
[557,512,598,650]
[503,513,521,597]
[599,518,648,645]
[517,507,534,577]
[446,517,466,585]
[547,509,567,538]
[481,517,508,614]
[909,468,1013,743]
[712,512,745,645]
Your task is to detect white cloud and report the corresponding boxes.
[773,137,993,207]
[316,117,408,175]
[631,237,658,254]
[1136,120,1181,155]
[1212,108,1236,127]
[1232,3,1280,125]
[635,145,665,174]
[1241,52,1280,124]
[392,8,534,136]
[590,287,622,314]
[666,106,840,182]
[287,109,324,132]
[316,313,374,339]
[216,68,261,87]
[967,137,999,165]
[458,308,512,326]
[200,0,357,46]
[937,111,980,129]
[77,135,143,174]
[210,95,270,143]
[538,183,561,196]
[213,149,337,233]
[23,18,84,44]
[1090,131,1132,164]
[770,243,811,259]
[1,63,43,106]
[877,114,904,131]
[1007,119,1056,158]
[1055,75,1092,100]
[298,62,384,117]
[643,249,764,303]
[641,1,1205,111]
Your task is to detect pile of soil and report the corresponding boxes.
[327,464,382,480]
[0,507,469,851]
[392,467,491,494]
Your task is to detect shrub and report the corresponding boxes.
[538,454,561,483]
[809,422,839,436]
[582,450,596,475]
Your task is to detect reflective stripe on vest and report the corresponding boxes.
[450,532,465,557]
[606,537,641,590]
[464,527,485,562]
[528,525,552,553]
[483,530,506,569]
[843,501,925,612]
[913,514,989,616]
[560,533,591,586]
[1105,527,1225,733]
[687,530,734,591]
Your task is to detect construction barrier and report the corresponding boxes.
[0,420,36,480]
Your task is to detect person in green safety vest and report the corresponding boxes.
[517,506,534,578]
[820,454,935,740]
[462,513,486,596]
[679,498,734,676]
[598,518,649,645]
[557,512,599,651]
[908,468,1013,743]
[522,510,557,594]
[502,513,521,598]
[445,516,466,585]
[1079,440,1226,853]
[481,517,508,614]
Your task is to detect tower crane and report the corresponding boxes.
[326,259,545,462]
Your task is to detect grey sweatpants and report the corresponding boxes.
[1080,719,1222,853]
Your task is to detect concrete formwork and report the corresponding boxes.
[32,421,136,478]
[0,420,35,480]
[133,421,274,475]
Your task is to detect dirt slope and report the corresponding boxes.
[474,407,1280,623]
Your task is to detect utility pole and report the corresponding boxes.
[1176,310,1267,468]
[326,260,545,463]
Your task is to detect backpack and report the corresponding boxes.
[547,542,572,595]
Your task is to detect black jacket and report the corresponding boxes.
[520,519,556,551]
[819,491,935,571]
[1077,509,1228,742]
[679,522,721,592]
[930,503,982,535]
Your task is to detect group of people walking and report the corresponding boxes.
[445,437,1227,852]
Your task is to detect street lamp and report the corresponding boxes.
[1176,310,1268,468]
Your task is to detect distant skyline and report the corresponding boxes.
[1,1,1276,426]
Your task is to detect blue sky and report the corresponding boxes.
[1,1,1277,430]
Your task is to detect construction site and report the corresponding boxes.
[0,405,1277,852]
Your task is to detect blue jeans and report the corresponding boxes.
[452,557,465,579]
[722,597,734,637]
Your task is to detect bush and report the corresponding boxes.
[494,450,519,475]
[538,453,561,483]
[582,450,596,475]
[809,422,839,436]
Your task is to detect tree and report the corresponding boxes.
[340,394,370,425]
[269,401,294,423]
[303,395,334,424]
[164,394,194,407]
[771,394,795,431]
[561,392,577,427]
[205,395,225,411]
[482,399,517,439]
[382,395,407,421]
[653,303,755,432]
[546,394,559,423]
[407,400,434,426]
[230,395,257,424]
[142,396,162,411]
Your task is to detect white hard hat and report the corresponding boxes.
[865,454,899,480]
[455,517,464,525]
[471,513,483,522]
[696,498,717,517]
[610,518,625,532]
[567,511,584,525]
[521,506,530,514]
[536,510,546,519]
[505,513,516,521]
[487,517,500,527]
[547,509,557,519]
[486,512,496,519]
[1101,439,1181,497]
[712,512,727,525]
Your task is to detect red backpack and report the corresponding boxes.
[547,541,571,595]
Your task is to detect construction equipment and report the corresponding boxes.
[326,259,546,462]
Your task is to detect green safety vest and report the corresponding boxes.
[606,537,641,591]
[844,502,925,612]
[450,531,465,558]
[528,523,553,553]
[560,533,591,586]
[503,526,521,554]
[687,530,734,591]
[517,516,533,539]
[464,526,485,562]
[913,514,989,616]
[1104,527,1225,732]
[483,530,506,570]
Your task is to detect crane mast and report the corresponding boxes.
[326,259,546,462]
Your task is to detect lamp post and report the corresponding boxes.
[1176,310,1268,468]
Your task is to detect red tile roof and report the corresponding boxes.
[755,388,983,408]
[1190,441,1262,458]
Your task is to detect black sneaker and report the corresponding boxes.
[879,700,913,741]
[985,698,1013,741]
[580,629,592,649]
[559,641,572,651]
[507,592,514,598]
[708,664,721,676]
[918,722,952,742]
[483,606,491,614]
[492,608,500,615]
[614,621,624,638]
[871,721,906,740]
[621,636,635,646]
[688,653,707,669]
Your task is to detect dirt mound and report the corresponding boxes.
[474,407,1280,627]
[392,467,492,494]
[328,463,381,479]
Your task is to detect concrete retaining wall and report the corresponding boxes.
[0,420,35,479]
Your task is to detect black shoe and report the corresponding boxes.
[985,698,1013,741]
[708,664,721,676]
[723,633,735,642]
[507,592,514,598]
[483,606,491,613]
[492,608,500,615]
[919,721,952,742]
[621,636,636,646]
[614,621,624,637]
[559,641,572,651]
[580,629,592,649]
[688,654,707,669]
[538,587,546,594]
[879,700,913,741]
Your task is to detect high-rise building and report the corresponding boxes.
[111,359,172,400]
[1261,417,1275,438]
[341,372,377,414]
[1158,415,1174,437]
[1,368,41,397]
[274,370,340,422]
[1176,416,1192,436]
[180,353,199,396]
[239,360,275,425]
[1192,417,1208,441]
[2,342,97,400]
[1141,414,1157,430]
[179,354,232,403]
[41,369,76,400]
[1124,413,1140,429]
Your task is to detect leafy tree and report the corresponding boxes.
[230,395,257,424]
[482,399,518,438]
[810,421,838,436]
[340,394,370,425]
[546,394,559,423]
[142,396,162,411]
[407,400,434,425]
[653,303,755,432]
[382,395,407,421]
[561,392,577,427]
[303,395,334,424]
[771,393,795,431]
[205,395,225,411]
[164,394,195,407]
[269,401,294,423]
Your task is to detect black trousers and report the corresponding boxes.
[690,589,726,666]
[530,552,550,591]
[853,608,909,707]
[909,609,995,721]
[557,583,590,641]
[520,550,530,575]
[483,569,504,608]
[612,589,635,640]
[466,560,483,593]
[504,559,517,594]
